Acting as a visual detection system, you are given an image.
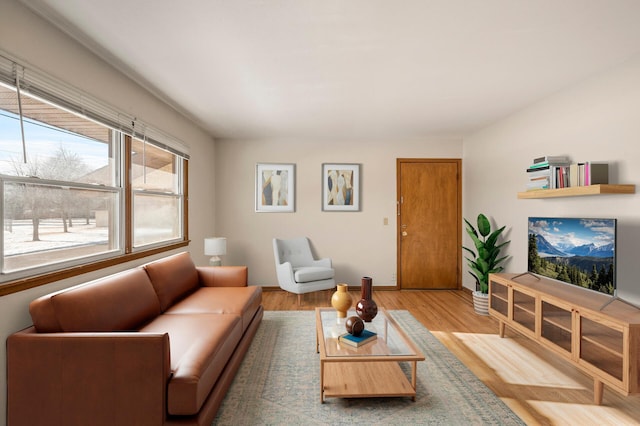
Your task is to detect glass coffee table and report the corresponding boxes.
[315,307,425,402]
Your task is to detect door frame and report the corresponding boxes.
[396,158,462,290]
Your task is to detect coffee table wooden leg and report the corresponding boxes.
[411,361,417,401]
[320,360,325,403]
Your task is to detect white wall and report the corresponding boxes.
[463,54,640,306]
[215,138,462,288]
[0,2,216,423]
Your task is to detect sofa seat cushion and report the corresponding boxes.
[164,286,262,333]
[293,266,334,283]
[140,313,242,416]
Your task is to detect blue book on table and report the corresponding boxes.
[338,329,377,347]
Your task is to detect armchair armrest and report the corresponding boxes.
[312,258,332,268]
[196,265,248,287]
[7,328,170,426]
[275,261,298,293]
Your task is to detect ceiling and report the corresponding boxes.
[22,0,640,141]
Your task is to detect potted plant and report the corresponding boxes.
[463,213,510,315]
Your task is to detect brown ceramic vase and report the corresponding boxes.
[356,276,378,322]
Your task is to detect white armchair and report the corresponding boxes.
[273,237,336,305]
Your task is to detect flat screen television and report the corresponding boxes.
[528,217,616,295]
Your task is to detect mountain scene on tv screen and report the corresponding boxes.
[528,218,615,295]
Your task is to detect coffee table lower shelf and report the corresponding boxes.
[321,361,417,402]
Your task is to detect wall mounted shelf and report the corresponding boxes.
[517,184,635,199]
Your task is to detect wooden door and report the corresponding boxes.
[397,159,461,289]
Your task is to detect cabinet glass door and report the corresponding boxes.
[541,300,572,353]
[512,289,536,333]
[489,280,508,317]
[579,316,624,381]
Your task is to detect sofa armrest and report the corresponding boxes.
[196,265,248,287]
[7,328,170,426]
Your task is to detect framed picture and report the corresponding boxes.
[255,163,295,212]
[322,163,360,211]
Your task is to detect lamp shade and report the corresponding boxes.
[204,237,227,256]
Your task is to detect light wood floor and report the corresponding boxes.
[262,288,640,426]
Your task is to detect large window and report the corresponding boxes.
[0,54,189,294]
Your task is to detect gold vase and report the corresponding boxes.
[331,283,352,318]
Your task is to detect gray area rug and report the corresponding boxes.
[213,310,524,425]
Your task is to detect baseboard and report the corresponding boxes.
[263,285,472,292]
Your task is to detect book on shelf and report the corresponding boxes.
[526,182,549,191]
[527,161,570,172]
[526,167,551,178]
[338,329,377,347]
[553,165,570,189]
[533,155,570,164]
[569,163,579,187]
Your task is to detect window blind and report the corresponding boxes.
[0,51,190,159]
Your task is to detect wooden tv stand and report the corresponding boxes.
[489,272,640,405]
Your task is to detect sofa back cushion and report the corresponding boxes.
[30,268,161,332]
[144,252,200,311]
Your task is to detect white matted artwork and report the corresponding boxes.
[256,163,295,212]
[322,163,360,211]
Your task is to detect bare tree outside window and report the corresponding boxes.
[9,146,90,240]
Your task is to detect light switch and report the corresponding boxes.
[383,217,388,225]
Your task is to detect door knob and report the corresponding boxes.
[402,231,408,236]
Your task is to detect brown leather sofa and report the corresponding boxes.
[6,252,263,426]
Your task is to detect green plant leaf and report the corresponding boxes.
[469,267,484,282]
[477,214,491,237]
[463,246,476,258]
[485,226,505,249]
[464,255,478,265]
[487,249,500,265]
[477,258,490,274]
[478,247,491,260]
[464,218,478,239]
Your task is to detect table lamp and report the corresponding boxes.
[204,237,227,266]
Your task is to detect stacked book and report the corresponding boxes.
[526,156,609,191]
[526,156,571,191]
